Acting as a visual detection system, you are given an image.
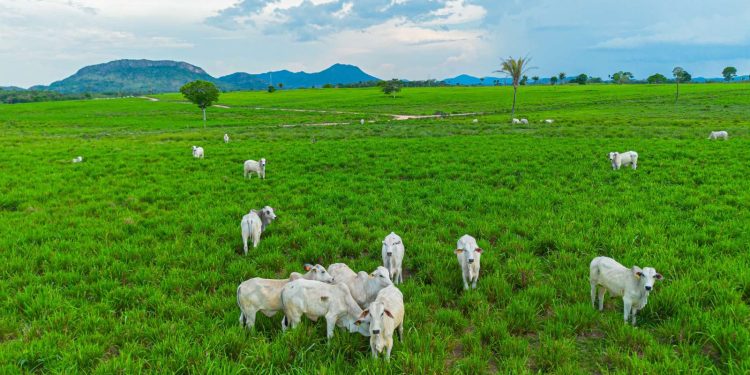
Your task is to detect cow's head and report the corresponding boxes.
[632,266,663,293]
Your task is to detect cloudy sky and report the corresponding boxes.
[1,0,748,87]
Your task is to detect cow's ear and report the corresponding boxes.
[303,264,312,271]
[475,248,483,254]
[454,249,464,254]
[384,310,394,319]
[655,273,663,280]
[359,310,369,319]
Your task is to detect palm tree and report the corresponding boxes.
[558,72,566,85]
[496,56,534,120]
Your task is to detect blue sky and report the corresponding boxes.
[1,0,748,87]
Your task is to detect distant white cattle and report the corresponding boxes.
[360,119,365,125]
[472,119,479,123]
[244,158,267,179]
[455,234,484,290]
[355,285,405,360]
[608,151,638,170]
[224,133,230,143]
[72,156,83,163]
[543,119,554,124]
[192,146,204,159]
[280,279,369,339]
[328,264,393,308]
[520,118,529,124]
[512,118,521,124]
[237,264,334,329]
[708,131,728,140]
[382,232,405,284]
[589,256,663,325]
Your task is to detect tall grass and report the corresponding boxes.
[0,84,749,373]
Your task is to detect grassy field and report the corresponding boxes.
[1,84,749,373]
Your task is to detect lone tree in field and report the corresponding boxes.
[550,76,558,85]
[722,66,737,81]
[611,71,634,84]
[496,56,534,120]
[672,67,691,102]
[558,72,566,85]
[647,73,668,84]
[379,79,403,98]
[574,73,588,85]
[180,80,220,127]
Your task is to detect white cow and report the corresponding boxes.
[708,131,728,140]
[590,256,663,325]
[543,119,554,124]
[224,133,230,143]
[244,158,267,179]
[72,156,83,163]
[355,285,404,360]
[382,232,405,284]
[472,119,479,123]
[237,264,334,329]
[192,146,204,159]
[280,279,369,339]
[608,151,638,170]
[360,119,365,125]
[455,234,484,290]
[240,206,276,254]
[520,118,529,124]
[512,118,521,124]
[327,264,393,308]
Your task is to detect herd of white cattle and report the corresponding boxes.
[65,125,731,359]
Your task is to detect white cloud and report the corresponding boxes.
[595,13,750,49]
[1,0,749,87]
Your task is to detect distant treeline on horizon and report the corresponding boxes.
[2,77,749,105]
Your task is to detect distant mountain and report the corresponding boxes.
[0,86,26,91]
[443,75,513,86]
[218,64,380,89]
[14,58,746,94]
[33,59,224,94]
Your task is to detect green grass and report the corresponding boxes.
[1,84,749,373]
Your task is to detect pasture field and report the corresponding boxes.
[1,84,749,373]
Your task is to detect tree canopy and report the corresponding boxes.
[180,80,220,126]
[722,66,737,81]
[647,73,668,84]
[379,79,403,98]
[611,71,634,84]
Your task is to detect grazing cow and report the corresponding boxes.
[72,156,83,163]
[520,118,529,124]
[244,159,267,179]
[455,234,483,290]
[608,151,638,170]
[708,131,728,140]
[382,232,405,284]
[192,146,204,159]
[224,133,230,143]
[237,264,334,329]
[589,256,663,325]
[512,118,521,124]
[280,279,369,339]
[355,285,405,360]
[328,264,393,308]
[240,206,276,253]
